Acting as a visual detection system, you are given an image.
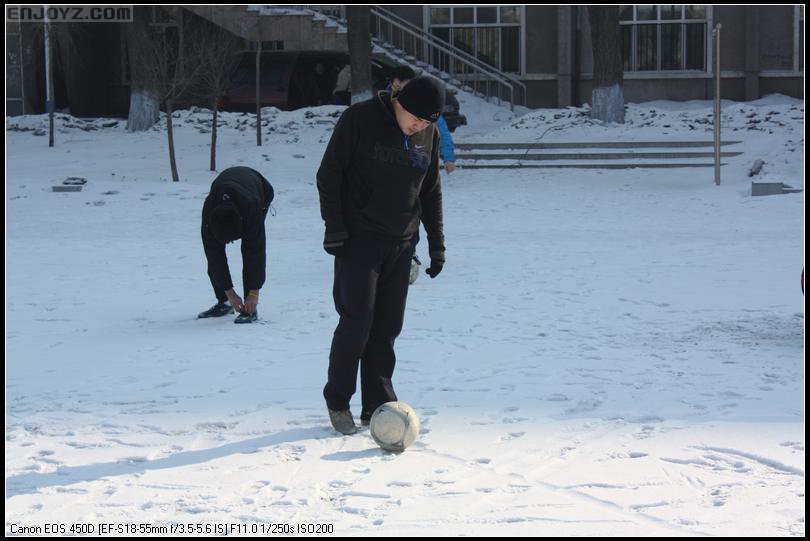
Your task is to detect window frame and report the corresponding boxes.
[426,4,524,75]
[619,5,710,74]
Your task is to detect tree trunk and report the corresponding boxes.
[166,99,180,182]
[210,100,218,172]
[346,6,372,104]
[125,6,159,132]
[127,88,160,132]
[588,6,625,124]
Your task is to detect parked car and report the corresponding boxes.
[219,51,465,132]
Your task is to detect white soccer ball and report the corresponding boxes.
[369,401,420,452]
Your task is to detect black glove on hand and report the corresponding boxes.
[323,233,348,257]
[425,258,444,278]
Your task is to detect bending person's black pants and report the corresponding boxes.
[324,233,415,416]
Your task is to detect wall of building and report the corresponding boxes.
[758,6,797,71]
[6,22,25,115]
[573,5,802,107]
[7,5,802,117]
[524,6,558,74]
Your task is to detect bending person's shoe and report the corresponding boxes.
[234,311,258,324]
[198,301,234,318]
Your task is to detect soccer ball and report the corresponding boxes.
[369,401,420,452]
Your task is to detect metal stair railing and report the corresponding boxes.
[255,5,525,111]
[368,6,526,110]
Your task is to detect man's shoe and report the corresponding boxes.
[198,302,234,318]
[234,311,258,324]
[328,409,358,435]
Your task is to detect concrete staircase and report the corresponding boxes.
[183,5,347,51]
[453,141,744,170]
[184,5,519,115]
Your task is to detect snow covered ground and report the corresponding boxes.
[5,94,805,536]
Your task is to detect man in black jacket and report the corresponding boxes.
[317,76,446,434]
[198,166,274,324]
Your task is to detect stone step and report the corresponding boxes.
[455,141,743,150]
[455,162,727,170]
[455,151,743,161]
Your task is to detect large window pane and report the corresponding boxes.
[453,7,473,24]
[430,8,450,25]
[430,27,451,72]
[622,25,633,70]
[476,27,498,68]
[637,5,657,21]
[452,27,475,74]
[661,23,683,69]
[636,24,657,69]
[500,26,520,72]
[452,27,475,54]
[477,6,497,24]
[500,6,520,24]
[660,5,683,20]
[619,5,634,21]
[431,26,450,42]
[685,23,706,70]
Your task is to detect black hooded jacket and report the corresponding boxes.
[201,166,274,292]
[316,91,445,260]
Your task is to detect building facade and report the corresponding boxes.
[390,5,804,108]
[6,5,804,117]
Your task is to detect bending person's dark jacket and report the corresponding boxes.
[316,91,445,260]
[201,166,274,292]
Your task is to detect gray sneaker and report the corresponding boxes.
[328,409,358,435]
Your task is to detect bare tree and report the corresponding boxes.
[135,7,203,182]
[189,23,242,171]
[587,6,625,124]
[346,6,372,104]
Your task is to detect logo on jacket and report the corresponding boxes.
[373,142,430,171]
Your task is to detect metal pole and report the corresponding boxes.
[45,4,54,147]
[256,39,262,146]
[713,24,722,186]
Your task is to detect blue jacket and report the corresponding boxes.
[436,115,455,163]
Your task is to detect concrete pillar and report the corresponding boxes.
[744,5,760,101]
[557,6,573,107]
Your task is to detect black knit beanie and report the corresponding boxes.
[396,76,446,122]
[209,201,243,244]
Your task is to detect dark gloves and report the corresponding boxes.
[425,255,444,279]
[324,231,349,257]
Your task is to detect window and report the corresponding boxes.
[477,7,497,24]
[430,7,450,25]
[619,5,707,72]
[500,6,519,24]
[428,5,522,74]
